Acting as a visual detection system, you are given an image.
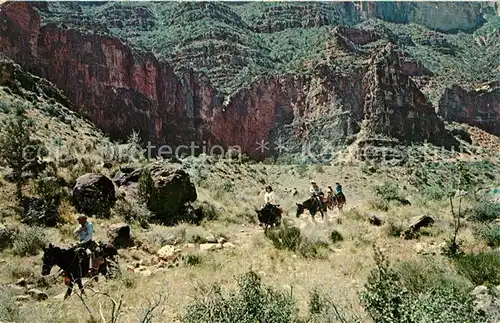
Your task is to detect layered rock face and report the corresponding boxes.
[438,82,500,136]
[0,2,491,161]
[358,2,486,33]
[361,44,448,144]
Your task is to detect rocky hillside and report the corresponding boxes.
[0,53,112,166]
[0,1,498,160]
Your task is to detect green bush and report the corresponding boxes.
[467,202,500,222]
[474,223,500,248]
[420,184,446,201]
[373,182,411,208]
[0,289,19,322]
[360,248,484,322]
[330,230,343,244]
[11,227,47,256]
[395,257,472,295]
[183,253,202,267]
[454,251,500,286]
[265,224,327,258]
[308,288,361,322]
[111,199,152,228]
[181,271,298,323]
[369,198,390,212]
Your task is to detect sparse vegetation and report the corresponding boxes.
[265,222,328,259]
[360,247,484,323]
[454,251,500,286]
[181,271,298,323]
[11,226,47,256]
[0,103,46,207]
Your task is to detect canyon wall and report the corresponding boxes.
[0,2,492,160]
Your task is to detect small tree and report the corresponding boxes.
[0,103,45,207]
[446,162,475,255]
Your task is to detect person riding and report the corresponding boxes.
[263,185,278,211]
[309,180,324,209]
[73,215,99,274]
[334,182,343,196]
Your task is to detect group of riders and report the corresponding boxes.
[261,180,344,212]
[70,182,344,276]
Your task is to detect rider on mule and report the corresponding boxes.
[309,180,324,209]
[334,182,343,197]
[73,215,100,275]
[263,185,280,211]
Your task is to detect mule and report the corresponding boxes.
[41,242,118,299]
[296,195,327,220]
[326,193,346,211]
[256,204,283,229]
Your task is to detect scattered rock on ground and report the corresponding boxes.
[368,214,383,226]
[409,215,434,231]
[27,288,48,301]
[157,245,182,262]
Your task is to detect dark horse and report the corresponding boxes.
[41,242,119,299]
[326,193,346,212]
[256,204,283,229]
[296,194,328,220]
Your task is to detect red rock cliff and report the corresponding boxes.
[0,2,458,160]
[438,82,500,137]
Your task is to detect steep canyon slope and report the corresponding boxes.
[0,1,498,160]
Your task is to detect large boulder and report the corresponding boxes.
[72,173,116,218]
[112,166,142,187]
[143,162,197,225]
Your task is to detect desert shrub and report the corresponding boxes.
[0,289,19,322]
[330,230,343,244]
[183,253,202,266]
[374,182,401,202]
[368,198,390,211]
[308,288,362,322]
[195,201,220,221]
[266,224,301,251]
[395,257,472,295]
[474,223,500,247]
[181,271,298,322]
[454,251,500,286]
[111,199,152,228]
[314,165,324,173]
[265,223,327,258]
[295,164,308,177]
[420,184,446,201]
[360,247,484,322]
[384,219,405,238]
[11,226,47,256]
[467,202,500,222]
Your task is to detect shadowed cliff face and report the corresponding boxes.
[0,2,481,161]
[438,82,500,137]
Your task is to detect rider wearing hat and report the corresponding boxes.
[73,215,99,274]
[309,180,324,209]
